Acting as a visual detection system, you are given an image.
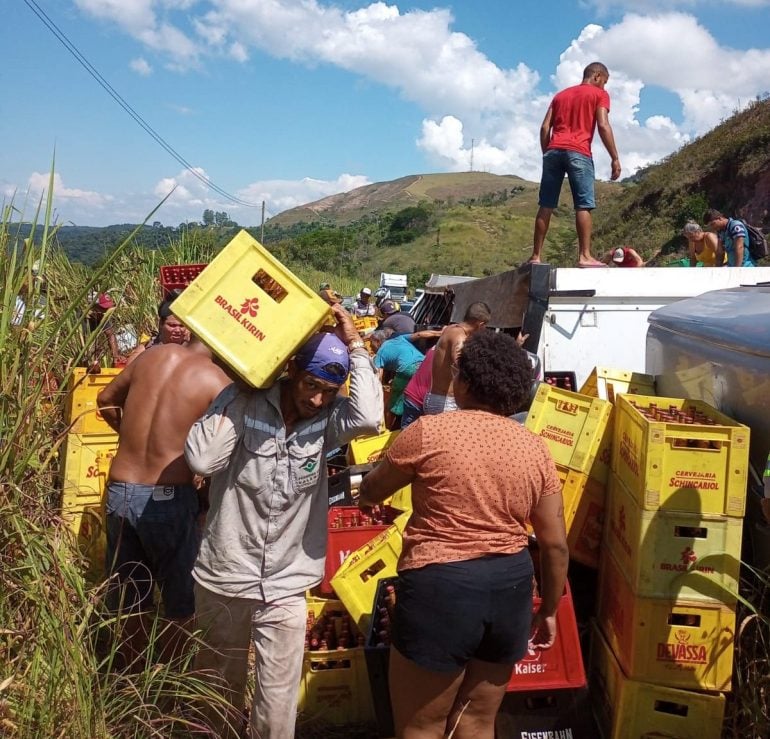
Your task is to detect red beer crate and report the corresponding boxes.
[507,579,586,692]
[320,506,395,595]
[159,263,207,297]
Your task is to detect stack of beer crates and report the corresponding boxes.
[61,368,122,576]
[592,393,750,738]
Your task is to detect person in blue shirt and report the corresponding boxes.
[703,209,756,267]
[371,328,439,423]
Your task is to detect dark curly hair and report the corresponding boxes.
[456,331,532,415]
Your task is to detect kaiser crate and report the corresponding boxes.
[604,473,741,603]
[611,395,749,517]
[525,384,612,475]
[590,622,725,739]
[169,230,332,388]
[597,548,735,692]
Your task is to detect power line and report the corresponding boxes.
[23,0,260,210]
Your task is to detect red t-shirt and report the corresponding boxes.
[403,346,434,407]
[547,83,610,158]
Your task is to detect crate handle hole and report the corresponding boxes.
[674,526,707,539]
[668,613,701,627]
[653,699,689,717]
[524,695,557,710]
[360,559,386,582]
[252,268,288,303]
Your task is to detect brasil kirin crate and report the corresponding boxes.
[589,622,725,739]
[611,394,750,517]
[604,472,741,604]
[597,546,735,691]
[169,230,332,388]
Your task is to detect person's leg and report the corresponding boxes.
[194,584,255,739]
[249,594,307,739]
[530,150,564,262]
[445,659,511,739]
[565,152,602,266]
[389,646,465,739]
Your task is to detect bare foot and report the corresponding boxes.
[577,258,607,268]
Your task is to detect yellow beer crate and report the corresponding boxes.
[170,230,331,388]
[61,432,118,534]
[298,596,374,724]
[388,484,412,513]
[347,429,400,465]
[353,315,379,335]
[590,622,725,739]
[525,384,612,474]
[560,467,606,569]
[579,366,656,403]
[330,511,409,632]
[605,473,741,603]
[612,395,750,517]
[64,368,122,435]
[597,548,735,691]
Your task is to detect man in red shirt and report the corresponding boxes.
[528,62,622,267]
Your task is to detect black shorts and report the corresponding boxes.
[392,551,534,673]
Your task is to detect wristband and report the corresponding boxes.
[348,340,365,352]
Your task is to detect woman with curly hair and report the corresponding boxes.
[359,330,567,739]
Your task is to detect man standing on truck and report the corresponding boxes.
[424,301,490,414]
[97,337,232,664]
[527,61,622,267]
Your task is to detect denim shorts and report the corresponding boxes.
[393,550,534,672]
[105,481,199,619]
[538,149,596,210]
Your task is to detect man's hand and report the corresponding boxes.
[610,158,621,181]
[331,303,361,346]
[515,332,530,348]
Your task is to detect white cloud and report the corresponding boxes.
[130,57,152,75]
[28,172,113,208]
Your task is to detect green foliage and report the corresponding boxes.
[383,204,434,246]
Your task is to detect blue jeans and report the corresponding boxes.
[401,398,424,429]
[538,149,596,210]
[105,482,199,619]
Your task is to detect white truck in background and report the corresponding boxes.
[379,272,408,301]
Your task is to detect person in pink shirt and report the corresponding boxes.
[401,346,435,428]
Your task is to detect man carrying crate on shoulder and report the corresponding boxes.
[185,304,382,739]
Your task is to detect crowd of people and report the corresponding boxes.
[94,282,566,738]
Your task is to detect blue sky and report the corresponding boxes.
[3,0,770,227]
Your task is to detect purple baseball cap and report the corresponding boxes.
[294,332,350,384]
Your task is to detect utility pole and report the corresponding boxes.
[260,200,265,243]
[470,138,475,172]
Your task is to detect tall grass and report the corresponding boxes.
[0,181,234,737]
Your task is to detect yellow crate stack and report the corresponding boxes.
[594,394,749,735]
[61,368,121,576]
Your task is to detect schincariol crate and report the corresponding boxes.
[506,580,586,692]
[525,384,612,474]
[597,548,735,691]
[605,473,741,603]
[169,230,331,388]
[612,394,750,517]
[347,429,400,465]
[560,467,606,570]
[330,512,410,632]
[590,622,725,739]
[61,432,118,534]
[579,366,656,404]
[297,596,374,725]
[64,368,123,436]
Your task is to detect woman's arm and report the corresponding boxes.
[359,458,414,507]
[688,239,697,267]
[528,491,569,649]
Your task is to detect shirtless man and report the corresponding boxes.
[97,336,232,662]
[424,301,490,414]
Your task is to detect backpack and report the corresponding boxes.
[741,220,769,261]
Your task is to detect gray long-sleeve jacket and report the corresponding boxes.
[185,349,383,601]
